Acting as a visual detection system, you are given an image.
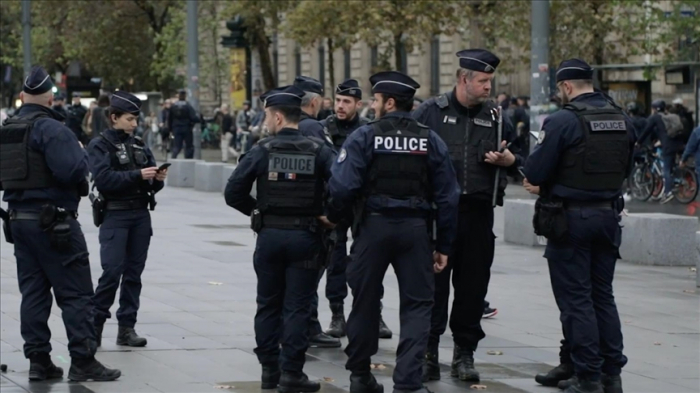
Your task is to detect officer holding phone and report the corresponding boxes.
[87,91,166,349]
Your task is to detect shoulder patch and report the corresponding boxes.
[537,130,546,144]
[435,94,449,109]
[337,148,347,163]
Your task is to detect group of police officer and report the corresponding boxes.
[1,66,167,382]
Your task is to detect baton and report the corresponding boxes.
[492,106,503,207]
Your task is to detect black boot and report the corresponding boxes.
[563,378,603,393]
[456,349,479,381]
[378,302,392,339]
[536,363,574,387]
[309,332,341,348]
[326,303,347,338]
[350,372,384,393]
[116,326,147,347]
[559,375,577,390]
[277,371,320,393]
[261,363,281,389]
[68,357,121,382]
[95,323,104,347]
[449,345,461,378]
[28,352,63,381]
[602,374,622,393]
[422,347,440,382]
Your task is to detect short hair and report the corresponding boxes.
[268,105,302,124]
[96,94,110,107]
[380,93,413,112]
[456,68,477,81]
[301,92,320,107]
[106,107,129,125]
[568,79,593,88]
[178,91,187,100]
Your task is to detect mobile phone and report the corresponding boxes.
[517,166,526,178]
[158,163,171,172]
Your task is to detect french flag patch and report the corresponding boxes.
[285,173,297,180]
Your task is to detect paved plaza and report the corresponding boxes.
[1,184,698,393]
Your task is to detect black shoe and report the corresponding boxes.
[326,303,347,338]
[536,363,574,387]
[422,349,440,382]
[482,306,498,319]
[309,332,341,348]
[559,375,578,390]
[456,350,479,381]
[68,357,121,382]
[95,323,104,347]
[116,326,147,347]
[277,371,320,393]
[350,372,384,393]
[261,363,281,389]
[449,345,461,378]
[378,302,392,339]
[28,353,63,381]
[563,378,604,393]
[602,374,622,393]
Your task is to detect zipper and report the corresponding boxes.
[463,116,469,194]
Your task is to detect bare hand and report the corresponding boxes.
[523,178,540,195]
[484,140,516,167]
[141,167,158,180]
[433,252,448,273]
[155,168,167,181]
[679,161,686,169]
[317,216,336,229]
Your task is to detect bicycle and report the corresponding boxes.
[672,158,698,204]
[628,147,655,202]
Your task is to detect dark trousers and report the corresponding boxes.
[93,210,152,328]
[345,216,433,391]
[325,226,350,304]
[429,200,495,351]
[11,216,96,359]
[545,208,627,380]
[254,228,321,372]
[171,130,194,159]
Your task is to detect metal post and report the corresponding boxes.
[22,0,32,78]
[529,0,550,157]
[186,0,201,159]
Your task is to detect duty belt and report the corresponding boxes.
[564,200,614,210]
[104,198,149,211]
[9,210,78,220]
[262,215,317,230]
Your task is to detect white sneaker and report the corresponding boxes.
[660,192,675,204]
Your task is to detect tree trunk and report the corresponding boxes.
[393,33,403,71]
[250,15,276,90]
[327,37,335,96]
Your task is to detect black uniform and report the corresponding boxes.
[524,59,632,393]
[168,95,199,159]
[293,76,329,142]
[67,102,89,144]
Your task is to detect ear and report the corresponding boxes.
[19,92,25,104]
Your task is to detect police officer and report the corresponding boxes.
[328,71,460,393]
[224,85,338,393]
[293,76,328,141]
[168,89,199,159]
[66,92,89,144]
[0,66,120,382]
[523,59,632,393]
[88,91,166,348]
[317,79,392,339]
[413,49,519,382]
[52,93,68,119]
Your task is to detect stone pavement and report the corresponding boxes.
[1,185,698,393]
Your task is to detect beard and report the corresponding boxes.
[560,91,570,105]
[376,105,387,119]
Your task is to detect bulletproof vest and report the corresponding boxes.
[325,115,369,149]
[99,132,151,201]
[433,93,507,198]
[255,136,325,218]
[555,102,630,191]
[171,101,188,120]
[0,112,57,191]
[366,117,431,202]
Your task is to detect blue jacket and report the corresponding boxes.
[298,112,327,141]
[168,100,199,133]
[681,126,700,168]
[3,104,89,211]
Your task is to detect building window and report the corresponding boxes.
[318,45,325,92]
[430,36,440,96]
[344,48,351,80]
[294,45,301,77]
[370,46,378,70]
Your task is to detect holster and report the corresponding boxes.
[320,229,338,268]
[0,208,13,244]
[533,196,568,242]
[89,193,105,227]
[40,204,72,252]
[251,209,263,233]
[148,192,157,211]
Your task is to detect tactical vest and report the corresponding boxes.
[433,93,507,199]
[0,112,57,191]
[325,115,369,149]
[555,102,630,191]
[256,136,325,221]
[366,117,431,202]
[98,132,151,201]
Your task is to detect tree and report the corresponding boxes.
[223,0,297,90]
[285,0,366,93]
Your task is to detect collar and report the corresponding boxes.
[17,104,65,121]
[277,127,301,136]
[335,113,360,127]
[104,128,132,143]
[570,92,603,103]
[379,111,414,120]
[450,88,483,117]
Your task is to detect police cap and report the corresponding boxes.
[335,79,362,99]
[261,85,305,108]
[110,91,142,115]
[293,76,324,95]
[23,66,54,95]
[370,71,419,99]
[456,49,500,74]
[556,59,594,83]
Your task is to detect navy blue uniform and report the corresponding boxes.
[298,113,328,141]
[168,99,199,159]
[225,129,337,374]
[523,91,633,382]
[88,129,163,329]
[329,111,459,391]
[2,104,96,360]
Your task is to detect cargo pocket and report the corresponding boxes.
[99,228,115,243]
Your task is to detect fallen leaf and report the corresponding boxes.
[208,281,224,286]
[653,342,661,346]
[486,350,503,355]
[682,289,696,294]
[323,377,334,382]
[213,385,234,390]
[470,384,488,390]
[689,267,697,272]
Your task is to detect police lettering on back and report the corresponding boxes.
[269,154,316,175]
[589,120,626,131]
[374,136,428,154]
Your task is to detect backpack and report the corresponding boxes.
[660,113,684,138]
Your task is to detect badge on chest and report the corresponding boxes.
[374,135,428,155]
